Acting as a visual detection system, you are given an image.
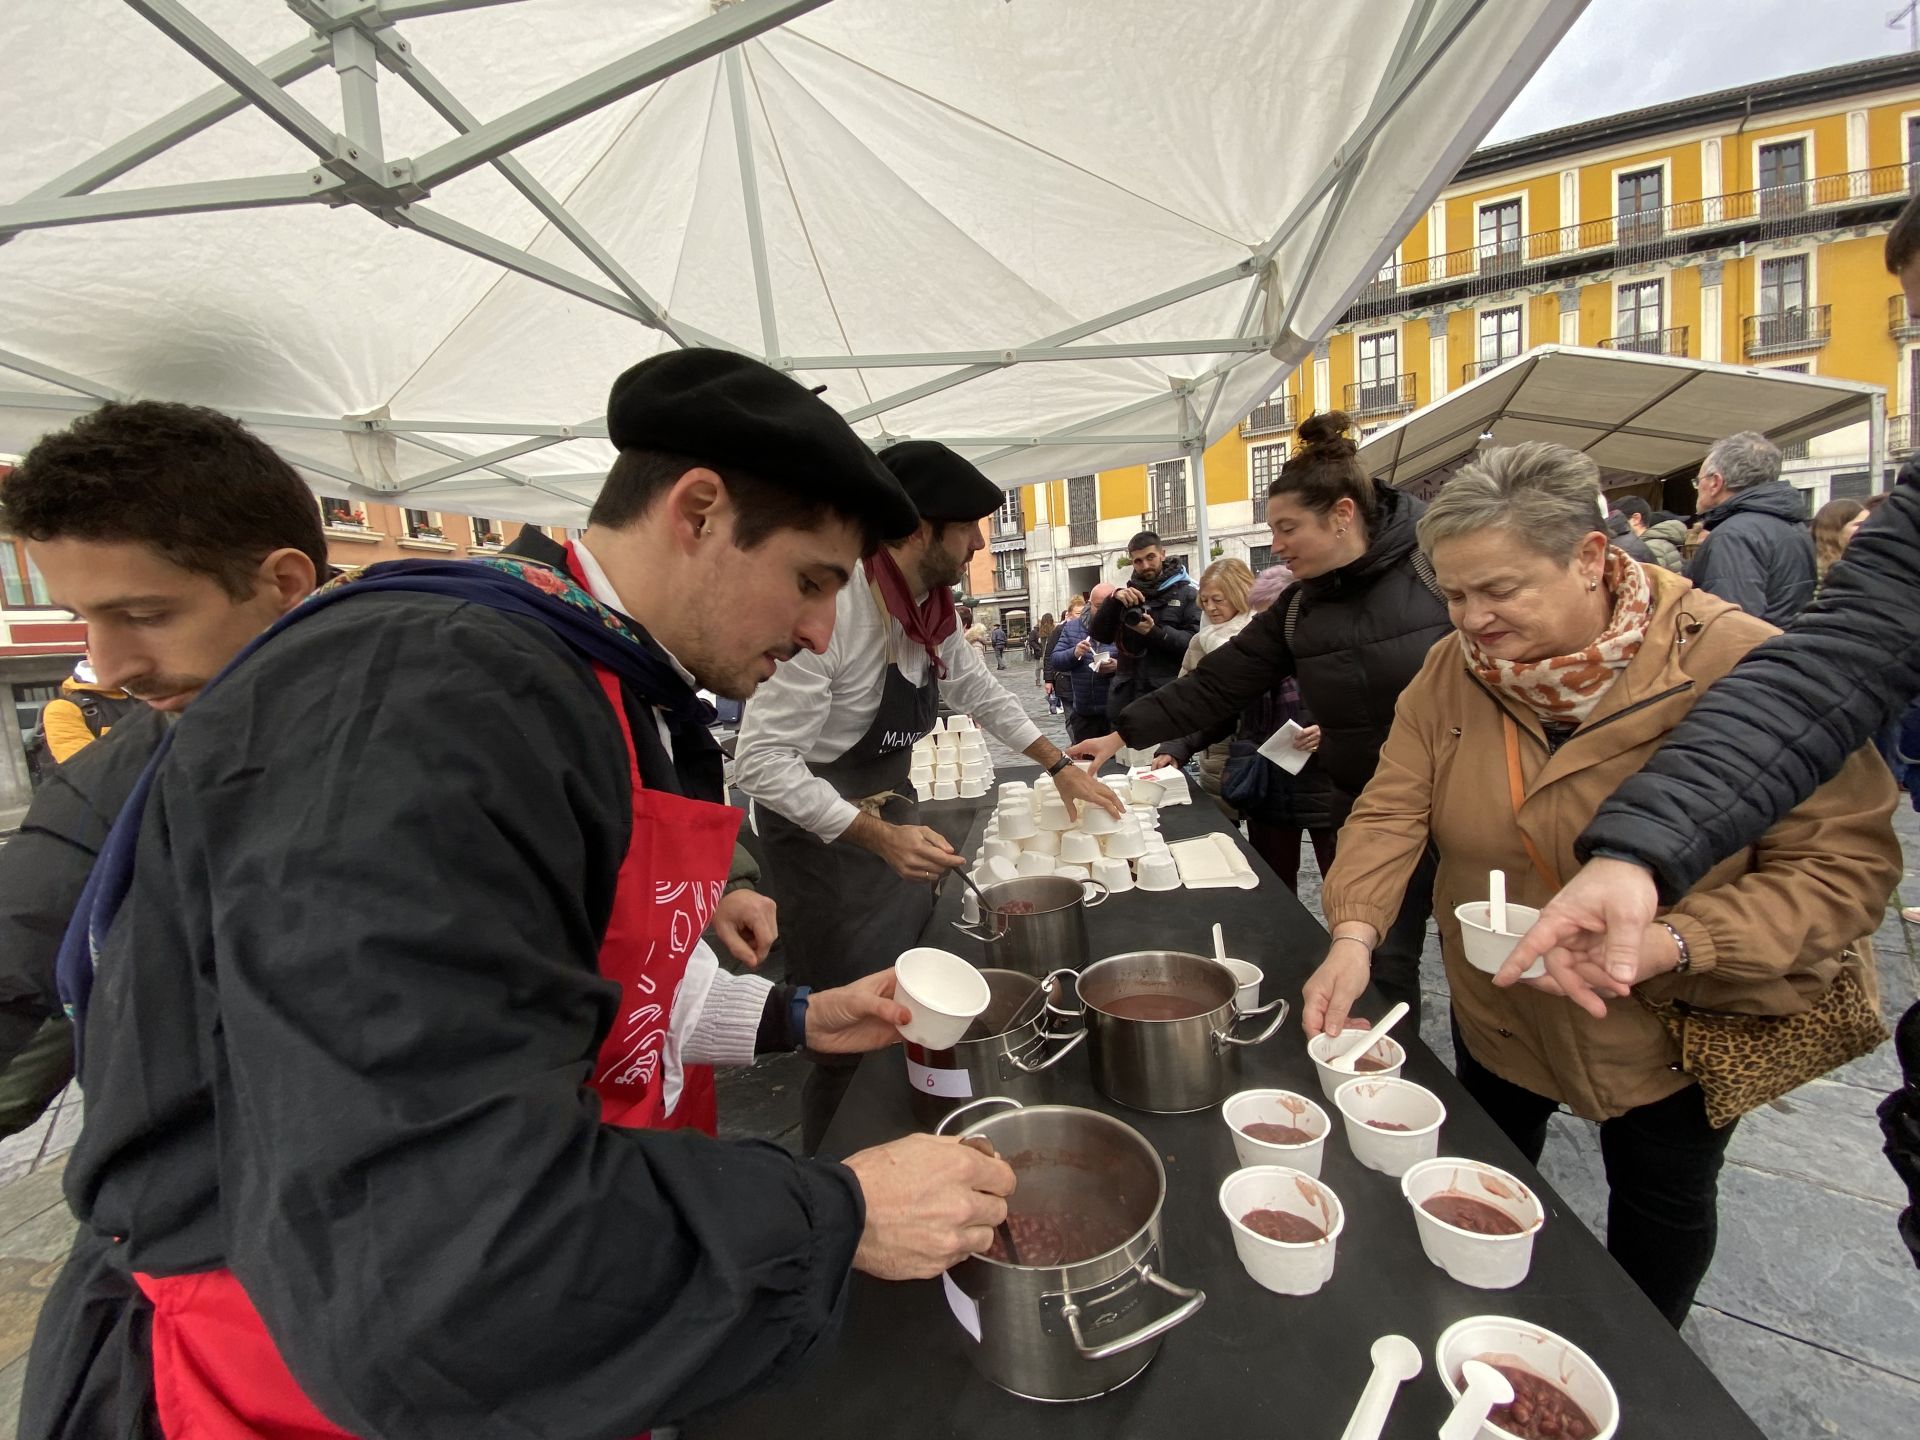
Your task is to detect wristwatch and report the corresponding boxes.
[1045,754,1074,777]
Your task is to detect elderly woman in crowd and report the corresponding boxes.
[1303,441,1899,1327]
[1152,557,1255,806]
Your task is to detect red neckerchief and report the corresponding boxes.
[868,548,956,679]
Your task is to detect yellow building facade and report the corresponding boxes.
[1001,53,1920,625]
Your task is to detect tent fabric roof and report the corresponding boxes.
[1,0,1582,525]
[1360,345,1886,499]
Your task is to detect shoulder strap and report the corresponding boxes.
[1501,713,1561,890]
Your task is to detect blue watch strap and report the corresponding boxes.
[788,985,812,1050]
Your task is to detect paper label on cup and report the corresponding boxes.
[906,1057,973,1098]
[942,1271,982,1342]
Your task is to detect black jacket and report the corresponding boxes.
[25,593,862,1439]
[1046,615,1115,718]
[1115,485,1450,820]
[1686,480,1816,626]
[1086,566,1202,713]
[0,705,166,1071]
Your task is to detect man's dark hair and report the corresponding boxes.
[590,446,885,554]
[1127,530,1162,553]
[1614,495,1653,522]
[3,401,328,597]
[1888,190,1920,276]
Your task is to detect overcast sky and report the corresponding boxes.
[1489,0,1918,143]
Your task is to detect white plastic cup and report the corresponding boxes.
[979,856,1018,886]
[1015,852,1055,877]
[1078,803,1119,835]
[1220,958,1262,1011]
[959,777,989,798]
[1402,1158,1546,1290]
[1222,1089,1331,1177]
[996,781,1030,804]
[1057,831,1102,865]
[893,948,990,1048]
[1103,825,1147,860]
[1135,852,1180,891]
[995,805,1036,841]
[1434,1316,1619,1440]
[982,838,1021,866]
[932,780,958,800]
[1455,901,1546,979]
[949,714,975,732]
[1333,1077,1445,1177]
[1023,829,1061,857]
[1306,1029,1406,1101]
[1218,1166,1344,1296]
[934,763,959,782]
[959,888,980,925]
[1036,800,1073,831]
[1053,862,1091,881]
[1091,856,1134,893]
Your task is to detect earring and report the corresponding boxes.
[1587,578,1598,592]
[1336,528,1347,538]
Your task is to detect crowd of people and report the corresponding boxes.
[0,170,1917,1440]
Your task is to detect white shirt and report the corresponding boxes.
[572,540,770,1077]
[734,561,1044,842]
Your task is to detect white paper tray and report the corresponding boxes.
[1167,833,1259,890]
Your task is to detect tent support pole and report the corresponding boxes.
[0,174,336,236]
[1183,393,1211,565]
[1870,390,1889,492]
[725,50,780,360]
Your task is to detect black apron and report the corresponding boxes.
[757,659,940,991]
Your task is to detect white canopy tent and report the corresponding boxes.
[0,0,1584,550]
[1359,345,1890,500]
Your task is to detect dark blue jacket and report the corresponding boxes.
[1047,617,1116,718]
[1686,480,1816,626]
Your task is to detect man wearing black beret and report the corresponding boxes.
[11,353,1020,1437]
[737,439,1123,1151]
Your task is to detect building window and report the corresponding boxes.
[1066,474,1097,548]
[1754,255,1811,353]
[14,683,59,742]
[1478,306,1523,367]
[1477,199,1521,271]
[1616,279,1663,343]
[403,508,444,540]
[993,489,1022,536]
[1617,167,1664,244]
[1356,331,1400,411]
[1758,139,1806,216]
[471,516,503,547]
[1,541,54,608]
[320,497,362,528]
[1248,441,1288,497]
[1148,460,1190,537]
[994,548,1025,592]
[1908,116,1920,190]
[1248,543,1276,573]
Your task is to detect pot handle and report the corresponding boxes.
[1062,1265,1206,1362]
[1216,995,1290,1051]
[1007,1024,1087,1074]
[1079,879,1110,909]
[951,918,1001,943]
[932,1095,1024,1137]
[1040,966,1083,1022]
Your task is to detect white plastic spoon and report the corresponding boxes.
[1490,867,1508,934]
[1328,1000,1411,1074]
[1335,1334,1422,1440]
[1439,1359,1515,1440]
[1212,922,1227,963]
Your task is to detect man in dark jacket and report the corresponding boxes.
[1085,531,1202,719]
[1686,431,1816,625]
[1048,583,1119,742]
[1617,496,1685,572]
[1606,510,1656,565]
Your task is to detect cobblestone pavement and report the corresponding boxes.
[1,659,1914,1436]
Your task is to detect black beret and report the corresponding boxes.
[877,440,1005,524]
[606,349,918,539]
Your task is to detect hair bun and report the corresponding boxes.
[1296,409,1357,455]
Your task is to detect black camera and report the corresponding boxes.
[1122,605,1148,626]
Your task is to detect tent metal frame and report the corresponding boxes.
[1,0,1578,529]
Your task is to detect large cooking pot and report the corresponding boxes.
[1062,951,1288,1113]
[953,874,1107,978]
[935,1097,1205,1401]
[903,969,1085,1127]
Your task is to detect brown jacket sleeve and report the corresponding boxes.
[1320,651,1444,937]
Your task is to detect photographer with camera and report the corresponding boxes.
[1084,532,1202,730]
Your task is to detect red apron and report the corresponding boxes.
[136,655,740,1436]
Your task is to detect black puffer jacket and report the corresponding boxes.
[1086,565,1202,714]
[1116,485,1450,821]
[1686,480,1816,626]
[1580,472,1920,900]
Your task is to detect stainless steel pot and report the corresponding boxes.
[903,969,1085,1127]
[935,1097,1205,1401]
[1062,951,1289,1113]
[953,875,1107,978]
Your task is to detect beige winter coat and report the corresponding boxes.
[1324,565,1899,1120]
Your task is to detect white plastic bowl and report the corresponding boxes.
[1435,1315,1619,1440]
[1455,901,1546,979]
[894,948,990,1049]
[1222,1089,1330,1176]
[1306,1029,1405,1100]
[1333,1077,1445,1177]
[1218,1166,1344,1296]
[1402,1158,1545,1289]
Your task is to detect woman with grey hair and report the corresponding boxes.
[1302,440,1899,1327]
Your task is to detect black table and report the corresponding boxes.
[695,790,1762,1439]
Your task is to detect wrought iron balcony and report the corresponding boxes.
[1742,305,1831,359]
[1460,353,1520,384]
[1890,294,1920,343]
[1343,374,1417,419]
[1890,412,1917,456]
[1140,508,1193,541]
[1597,326,1689,357]
[1067,518,1098,548]
[1344,162,1915,324]
[1240,392,1297,438]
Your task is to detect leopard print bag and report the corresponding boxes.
[1635,955,1887,1129]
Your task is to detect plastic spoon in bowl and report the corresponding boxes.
[1439,1359,1515,1440]
[1328,1000,1410,1074]
[1212,923,1227,962]
[1489,867,1508,933]
[1334,1334,1421,1440]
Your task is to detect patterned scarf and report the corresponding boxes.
[1464,546,1653,725]
[868,546,957,679]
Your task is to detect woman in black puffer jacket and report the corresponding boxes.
[1070,411,1450,1021]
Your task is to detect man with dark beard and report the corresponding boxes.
[736,441,1122,1151]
